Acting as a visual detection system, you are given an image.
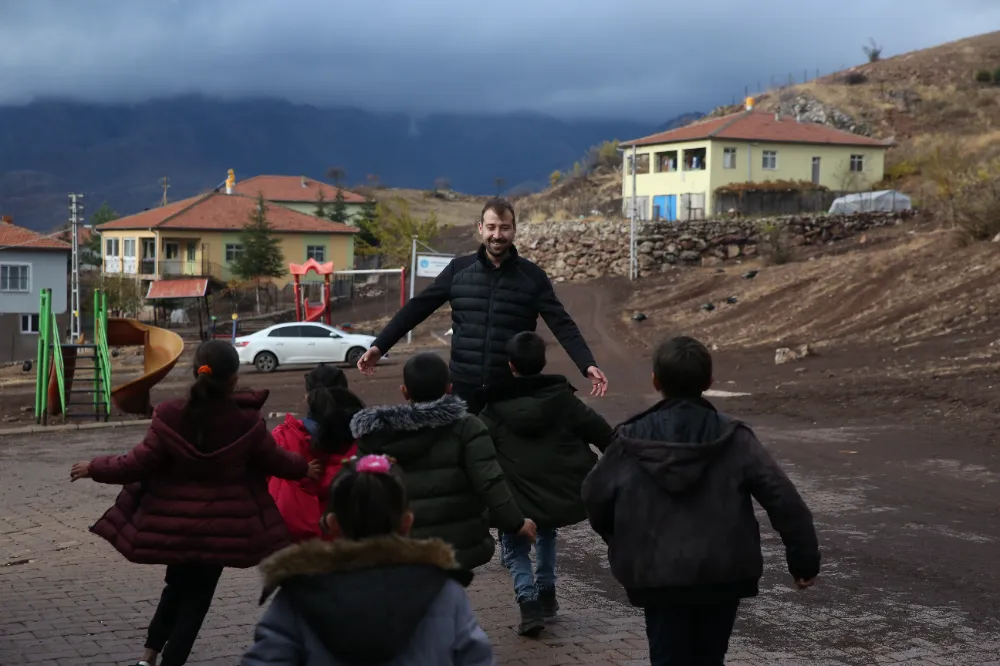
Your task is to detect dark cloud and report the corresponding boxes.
[1,0,997,120]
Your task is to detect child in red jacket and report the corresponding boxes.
[269,364,366,542]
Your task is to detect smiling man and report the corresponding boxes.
[357,197,607,413]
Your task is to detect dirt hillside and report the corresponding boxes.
[616,220,1000,352]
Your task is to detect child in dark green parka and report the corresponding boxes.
[477,332,613,637]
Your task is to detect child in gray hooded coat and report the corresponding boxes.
[241,453,495,666]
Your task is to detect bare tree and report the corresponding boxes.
[434,176,451,190]
[494,177,506,195]
[862,38,883,63]
[326,167,346,185]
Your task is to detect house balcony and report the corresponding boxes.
[103,257,232,283]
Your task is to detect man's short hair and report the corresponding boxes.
[652,336,712,398]
[507,331,546,376]
[480,197,516,226]
[403,352,450,402]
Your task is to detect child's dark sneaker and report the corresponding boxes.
[517,600,545,637]
[538,587,559,617]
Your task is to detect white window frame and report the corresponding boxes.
[723,147,737,169]
[0,263,31,293]
[20,313,40,334]
[762,150,778,170]
[850,154,865,172]
[306,245,326,262]
[225,243,245,263]
[104,237,120,258]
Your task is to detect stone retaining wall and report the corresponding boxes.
[517,211,916,282]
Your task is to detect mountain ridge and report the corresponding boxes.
[0,95,659,230]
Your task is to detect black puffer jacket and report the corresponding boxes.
[582,397,820,607]
[372,245,596,389]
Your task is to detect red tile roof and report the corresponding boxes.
[621,111,890,148]
[0,220,71,252]
[147,278,209,300]
[96,192,359,234]
[54,226,94,245]
[232,175,367,203]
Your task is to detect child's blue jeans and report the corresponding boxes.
[500,528,557,603]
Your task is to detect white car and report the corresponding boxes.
[234,322,381,373]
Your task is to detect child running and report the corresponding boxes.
[582,335,821,665]
[69,340,321,666]
[241,453,496,665]
[478,331,613,636]
[269,363,365,542]
[350,352,536,570]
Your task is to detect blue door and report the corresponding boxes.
[659,194,677,222]
[652,196,666,220]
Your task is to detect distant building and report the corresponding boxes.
[619,101,891,220]
[0,217,71,362]
[231,174,368,221]
[95,186,360,291]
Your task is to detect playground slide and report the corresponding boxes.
[48,319,185,417]
[107,319,185,416]
[302,300,326,322]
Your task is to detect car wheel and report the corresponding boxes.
[254,351,278,373]
[345,346,366,367]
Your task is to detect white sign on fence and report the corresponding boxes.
[416,254,452,278]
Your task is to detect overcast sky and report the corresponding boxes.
[1,0,997,121]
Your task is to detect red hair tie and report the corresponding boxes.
[197,365,213,376]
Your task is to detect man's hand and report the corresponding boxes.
[70,461,91,482]
[586,366,608,397]
[517,518,537,541]
[357,347,383,376]
[794,577,816,589]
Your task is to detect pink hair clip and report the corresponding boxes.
[356,454,392,474]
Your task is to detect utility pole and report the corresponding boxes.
[160,176,170,206]
[630,144,637,280]
[69,193,84,341]
[407,235,417,344]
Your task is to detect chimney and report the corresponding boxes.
[745,96,754,111]
[1,216,11,225]
[301,175,307,188]
[774,112,781,122]
[225,168,235,195]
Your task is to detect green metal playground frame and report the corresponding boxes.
[34,289,112,425]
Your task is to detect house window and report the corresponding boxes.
[0,264,30,292]
[850,154,865,172]
[20,314,39,334]
[306,245,326,262]
[105,237,120,257]
[683,147,707,171]
[723,147,738,169]
[762,150,778,170]
[627,153,650,175]
[225,244,245,262]
[655,150,678,172]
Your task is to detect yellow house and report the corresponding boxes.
[96,190,360,290]
[619,103,891,220]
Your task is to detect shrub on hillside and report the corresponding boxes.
[757,221,794,265]
[925,148,1000,243]
[974,69,994,83]
[993,67,1000,84]
[843,71,868,86]
[862,38,883,63]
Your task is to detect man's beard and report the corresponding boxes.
[485,239,510,257]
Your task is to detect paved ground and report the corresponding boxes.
[2,282,1000,664]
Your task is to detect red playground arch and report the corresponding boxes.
[289,258,334,325]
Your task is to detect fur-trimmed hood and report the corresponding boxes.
[350,394,467,439]
[257,536,474,664]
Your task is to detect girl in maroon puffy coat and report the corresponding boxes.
[269,364,365,543]
[70,340,321,666]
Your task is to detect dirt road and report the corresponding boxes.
[2,280,999,664]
